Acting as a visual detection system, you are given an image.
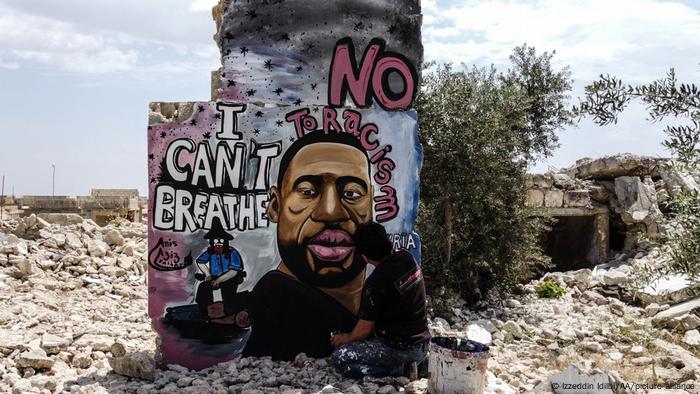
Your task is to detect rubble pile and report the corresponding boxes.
[1,210,699,393]
[0,215,435,393]
[0,214,153,393]
[430,244,700,393]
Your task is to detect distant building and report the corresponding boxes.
[13,189,145,226]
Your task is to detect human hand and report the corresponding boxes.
[211,278,221,288]
[330,333,351,348]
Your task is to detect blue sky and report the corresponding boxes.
[0,0,699,196]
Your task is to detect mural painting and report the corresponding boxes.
[148,0,423,369]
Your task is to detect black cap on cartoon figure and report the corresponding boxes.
[203,217,233,240]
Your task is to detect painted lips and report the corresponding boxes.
[306,229,354,263]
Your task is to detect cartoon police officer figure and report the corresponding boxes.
[195,217,245,318]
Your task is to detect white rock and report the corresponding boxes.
[582,342,603,353]
[680,314,700,331]
[87,239,109,257]
[15,259,32,277]
[467,324,492,345]
[582,290,608,305]
[682,329,700,346]
[404,379,428,394]
[40,334,69,354]
[65,232,83,250]
[0,332,25,349]
[72,333,114,351]
[629,345,645,355]
[344,384,365,394]
[602,269,627,286]
[501,321,523,339]
[541,328,557,339]
[557,328,576,341]
[504,299,521,308]
[433,317,451,330]
[51,233,66,247]
[16,349,54,370]
[377,386,396,394]
[103,229,125,246]
[474,319,498,334]
[15,242,28,255]
[108,351,155,381]
[645,303,661,317]
[608,351,623,361]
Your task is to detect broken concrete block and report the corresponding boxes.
[527,174,553,189]
[544,190,564,208]
[16,349,54,370]
[588,184,609,203]
[563,190,590,207]
[551,173,574,189]
[652,297,700,327]
[639,273,693,306]
[72,334,114,352]
[570,154,662,180]
[37,213,84,225]
[645,303,661,317]
[679,314,700,331]
[602,269,628,286]
[614,176,662,226]
[526,189,544,207]
[40,334,69,355]
[659,165,699,197]
[87,240,109,257]
[110,341,127,357]
[15,259,32,277]
[103,229,125,246]
[108,351,155,381]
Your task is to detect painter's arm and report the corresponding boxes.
[331,319,375,347]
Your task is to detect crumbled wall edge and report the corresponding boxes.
[148,102,196,125]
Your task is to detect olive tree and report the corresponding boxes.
[416,45,574,301]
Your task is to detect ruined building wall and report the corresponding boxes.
[527,153,699,268]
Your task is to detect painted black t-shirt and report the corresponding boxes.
[358,250,430,350]
[242,270,357,360]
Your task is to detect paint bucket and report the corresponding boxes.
[428,336,489,394]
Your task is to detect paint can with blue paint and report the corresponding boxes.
[428,336,490,394]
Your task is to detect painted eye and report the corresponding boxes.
[343,189,362,200]
[295,181,317,197]
[298,187,317,197]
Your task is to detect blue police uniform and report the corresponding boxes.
[196,249,243,276]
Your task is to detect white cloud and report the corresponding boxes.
[0,0,219,74]
[425,0,700,81]
[424,26,461,38]
[189,0,218,12]
[0,59,18,69]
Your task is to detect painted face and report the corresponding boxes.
[213,238,225,254]
[268,142,373,288]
